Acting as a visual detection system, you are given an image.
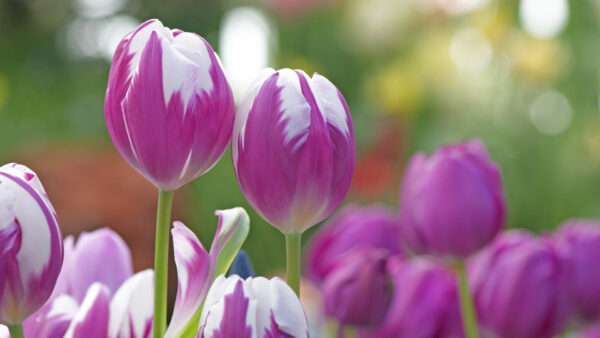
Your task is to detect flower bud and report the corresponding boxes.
[0,163,63,324]
[304,204,402,282]
[553,220,600,322]
[399,139,505,257]
[199,275,309,338]
[322,248,391,327]
[232,68,355,234]
[105,19,235,190]
[469,230,569,338]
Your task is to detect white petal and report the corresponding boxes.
[109,270,154,338]
[309,73,350,136]
[127,19,172,77]
[0,325,8,338]
[277,69,311,149]
[64,283,110,338]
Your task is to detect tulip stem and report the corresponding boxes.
[8,323,24,338]
[153,189,174,338]
[456,260,479,338]
[285,232,302,296]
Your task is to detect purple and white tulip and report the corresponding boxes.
[0,163,63,325]
[399,139,506,258]
[166,207,250,337]
[105,19,235,191]
[198,275,309,338]
[109,270,154,338]
[232,68,355,234]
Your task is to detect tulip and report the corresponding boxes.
[105,19,235,191]
[105,19,235,336]
[0,163,63,336]
[198,275,309,338]
[304,204,402,283]
[554,220,600,322]
[232,68,355,294]
[398,139,505,258]
[361,257,462,338]
[469,230,569,338]
[322,248,391,327]
[165,207,249,337]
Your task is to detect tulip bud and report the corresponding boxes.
[0,163,63,325]
[469,230,569,338]
[399,139,505,258]
[105,19,235,191]
[199,275,309,338]
[304,204,402,282]
[322,248,391,327]
[554,220,600,322]
[362,257,462,338]
[232,68,355,234]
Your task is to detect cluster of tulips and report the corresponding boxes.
[1,16,599,338]
[305,139,600,338]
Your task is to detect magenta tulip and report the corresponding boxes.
[232,68,355,234]
[361,257,462,338]
[399,139,505,258]
[304,204,402,283]
[322,248,391,327]
[198,275,309,338]
[469,230,569,338]
[554,220,600,322]
[0,163,63,325]
[105,19,235,190]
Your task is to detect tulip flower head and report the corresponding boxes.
[105,19,235,191]
[322,248,391,327]
[304,204,402,282]
[399,139,506,258]
[198,275,309,338]
[0,163,63,325]
[554,220,600,322]
[232,68,355,234]
[469,230,569,338]
[362,257,462,338]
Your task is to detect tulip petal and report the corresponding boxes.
[109,270,154,338]
[210,207,250,278]
[23,294,78,338]
[165,222,211,338]
[68,228,133,303]
[0,325,7,338]
[64,283,110,338]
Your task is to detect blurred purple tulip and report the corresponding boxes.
[304,204,402,283]
[469,230,569,338]
[576,323,600,338]
[232,68,355,234]
[361,257,462,338]
[399,139,505,258]
[554,220,600,322]
[198,275,309,338]
[105,19,235,190]
[322,248,391,328]
[0,163,63,325]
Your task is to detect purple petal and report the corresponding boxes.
[68,228,133,303]
[64,283,110,338]
[200,278,253,338]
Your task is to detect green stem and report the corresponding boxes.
[285,232,302,296]
[8,323,24,338]
[153,189,174,338]
[456,260,479,338]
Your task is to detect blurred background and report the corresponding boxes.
[0,0,599,282]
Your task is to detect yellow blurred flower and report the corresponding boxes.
[364,60,423,116]
[0,74,8,114]
[509,34,568,83]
